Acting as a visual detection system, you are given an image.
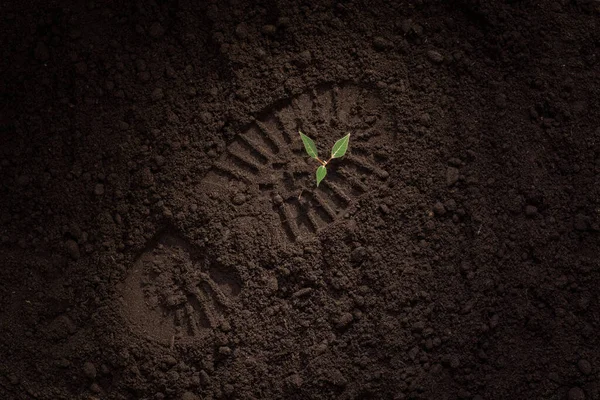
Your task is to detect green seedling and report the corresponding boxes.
[299,131,350,187]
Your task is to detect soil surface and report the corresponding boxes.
[1,1,600,399]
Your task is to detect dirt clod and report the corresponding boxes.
[181,392,200,400]
[351,246,367,263]
[94,183,105,196]
[373,37,392,51]
[525,205,538,217]
[1,3,598,400]
[568,387,586,400]
[433,202,446,216]
[578,359,592,375]
[427,50,444,63]
[65,240,81,260]
[262,25,276,36]
[232,193,246,205]
[446,167,459,186]
[83,362,97,379]
[151,88,164,101]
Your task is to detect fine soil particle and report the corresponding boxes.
[1,1,599,399]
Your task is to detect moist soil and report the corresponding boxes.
[1,1,600,399]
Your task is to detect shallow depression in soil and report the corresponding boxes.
[200,84,392,244]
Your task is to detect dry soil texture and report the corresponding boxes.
[1,1,600,399]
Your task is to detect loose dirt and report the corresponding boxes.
[1,1,599,399]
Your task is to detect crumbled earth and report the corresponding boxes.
[1,1,599,399]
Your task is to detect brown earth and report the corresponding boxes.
[1,1,600,399]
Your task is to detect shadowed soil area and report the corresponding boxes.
[1,1,599,399]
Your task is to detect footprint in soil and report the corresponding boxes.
[201,84,391,244]
[120,232,241,344]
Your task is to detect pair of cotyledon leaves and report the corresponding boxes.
[299,131,350,187]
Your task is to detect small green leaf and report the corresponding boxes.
[299,131,318,159]
[316,165,327,187]
[331,133,350,159]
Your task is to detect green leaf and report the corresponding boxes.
[331,133,350,159]
[299,131,318,159]
[316,165,327,187]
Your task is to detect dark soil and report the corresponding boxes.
[1,1,599,399]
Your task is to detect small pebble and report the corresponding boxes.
[273,194,283,205]
[232,193,246,205]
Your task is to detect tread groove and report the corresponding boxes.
[228,149,263,172]
[237,134,272,162]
